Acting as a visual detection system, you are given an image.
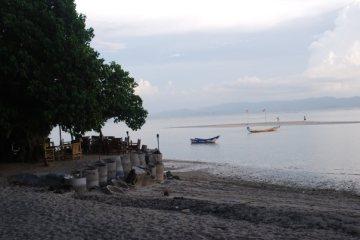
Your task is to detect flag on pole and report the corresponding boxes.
[262,108,266,112]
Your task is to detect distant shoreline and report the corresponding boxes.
[170,120,360,128]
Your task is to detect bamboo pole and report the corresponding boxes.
[58,125,63,147]
[156,133,160,151]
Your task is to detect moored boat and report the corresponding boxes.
[190,135,220,144]
[246,126,280,133]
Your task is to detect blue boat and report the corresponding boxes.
[190,135,220,144]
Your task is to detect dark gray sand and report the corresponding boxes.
[1,159,360,240]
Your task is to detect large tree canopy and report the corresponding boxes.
[0,0,147,161]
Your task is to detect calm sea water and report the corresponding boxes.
[50,108,360,192]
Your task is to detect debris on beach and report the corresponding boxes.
[7,173,71,193]
[8,173,40,186]
[111,179,132,189]
[105,185,125,195]
[163,188,170,196]
[181,209,191,214]
[166,171,180,180]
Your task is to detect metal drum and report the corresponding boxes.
[130,152,140,167]
[156,162,164,182]
[105,158,116,180]
[95,163,108,186]
[121,153,132,178]
[71,176,87,194]
[153,153,163,164]
[84,166,99,189]
[115,155,124,179]
[138,153,146,167]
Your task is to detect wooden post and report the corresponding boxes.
[99,129,104,155]
[156,133,160,151]
[58,125,63,147]
[265,110,267,122]
[245,109,249,124]
[262,109,267,122]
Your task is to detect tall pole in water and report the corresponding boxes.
[245,109,249,124]
[263,109,267,122]
[265,110,267,122]
[156,133,160,152]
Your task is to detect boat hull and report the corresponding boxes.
[190,136,220,144]
[247,126,280,133]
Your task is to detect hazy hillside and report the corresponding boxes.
[151,97,360,118]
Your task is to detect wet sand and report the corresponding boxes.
[171,120,360,128]
[1,158,360,239]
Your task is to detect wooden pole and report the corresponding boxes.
[58,125,62,147]
[245,109,249,124]
[263,109,267,122]
[156,133,160,151]
[265,110,267,122]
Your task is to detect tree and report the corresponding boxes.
[100,62,147,131]
[0,0,147,162]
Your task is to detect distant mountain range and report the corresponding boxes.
[151,96,360,118]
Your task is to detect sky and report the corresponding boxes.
[75,0,360,113]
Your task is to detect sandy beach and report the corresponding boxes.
[1,158,360,240]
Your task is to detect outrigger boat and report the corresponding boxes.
[246,125,280,133]
[191,135,220,144]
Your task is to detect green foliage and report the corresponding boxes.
[100,62,148,131]
[0,0,147,161]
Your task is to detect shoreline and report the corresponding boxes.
[1,157,359,195]
[1,158,360,239]
[170,120,360,128]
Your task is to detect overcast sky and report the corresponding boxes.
[75,0,360,113]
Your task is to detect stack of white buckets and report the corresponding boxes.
[71,151,164,194]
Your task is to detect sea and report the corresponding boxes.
[49,108,360,193]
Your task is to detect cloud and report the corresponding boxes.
[74,0,360,112]
[135,79,159,96]
[92,39,126,52]
[76,0,351,36]
[169,53,183,58]
[306,1,360,79]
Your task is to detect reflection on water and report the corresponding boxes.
[49,108,360,192]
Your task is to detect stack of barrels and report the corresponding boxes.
[148,151,164,182]
[71,147,165,194]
